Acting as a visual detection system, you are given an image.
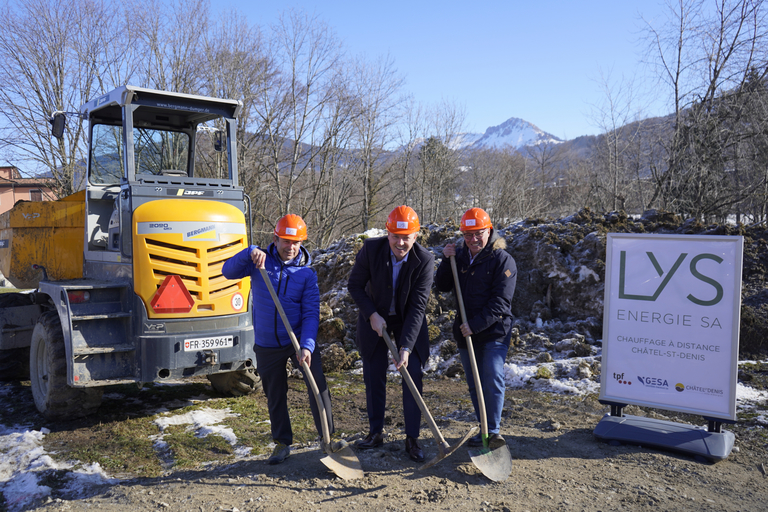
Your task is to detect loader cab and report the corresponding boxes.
[52,86,243,280]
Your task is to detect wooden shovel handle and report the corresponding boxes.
[259,268,331,446]
[381,330,447,446]
[450,255,489,440]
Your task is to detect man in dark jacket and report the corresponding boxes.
[347,205,434,462]
[222,214,333,465]
[435,207,517,449]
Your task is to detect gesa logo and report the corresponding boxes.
[619,251,723,306]
[637,376,669,388]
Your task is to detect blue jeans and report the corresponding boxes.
[458,339,509,434]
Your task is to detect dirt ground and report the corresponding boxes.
[28,375,768,512]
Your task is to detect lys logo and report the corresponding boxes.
[618,251,724,306]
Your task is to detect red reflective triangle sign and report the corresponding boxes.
[151,275,195,313]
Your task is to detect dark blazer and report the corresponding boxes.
[435,231,517,349]
[347,236,434,365]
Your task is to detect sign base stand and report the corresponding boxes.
[594,413,734,462]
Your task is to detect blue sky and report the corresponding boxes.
[225,1,671,140]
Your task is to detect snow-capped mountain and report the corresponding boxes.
[468,117,562,150]
[396,117,562,153]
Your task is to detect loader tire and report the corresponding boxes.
[0,293,35,381]
[207,369,262,396]
[30,311,103,420]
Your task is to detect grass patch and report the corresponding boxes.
[39,375,331,477]
[0,287,32,294]
[42,379,225,477]
[200,395,274,456]
[21,373,463,479]
[47,417,162,477]
[325,372,366,396]
[162,425,234,469]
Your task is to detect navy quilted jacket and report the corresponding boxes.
[435,231,517,349]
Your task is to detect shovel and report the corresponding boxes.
[381,330,476,469]
[259,268,363,480]
[450,255,512,482]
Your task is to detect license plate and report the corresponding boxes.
[183,335,234,351]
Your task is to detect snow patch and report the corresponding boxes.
[154,407,244,449]
[577,265,600,282]
[0,426,115,511]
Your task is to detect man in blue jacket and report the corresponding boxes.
[347,206,434,463]
[435,207,517,449]
[222,214,333,465]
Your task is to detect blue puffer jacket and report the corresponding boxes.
[222,243,320,352]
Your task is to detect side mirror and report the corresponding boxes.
[50,112,66,139]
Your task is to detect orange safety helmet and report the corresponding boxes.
[460,207,492,231]
[274,214,308,241]
[386,205,420,235]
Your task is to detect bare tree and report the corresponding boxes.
[412,100,466,224]
[0,0,121,196]
[198,11,268,185]
[390,95,425,210]
[589,69,645,212]
[734,70,768,222]
[303,92,359,246]
[129,0,210,94]
[253,10,346,225]
[459,147,545,223]
[643,0,768,219]
[348,54,405,230]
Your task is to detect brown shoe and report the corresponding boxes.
[356,431,385,449]
[405,436,424,462]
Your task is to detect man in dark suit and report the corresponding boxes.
[347,205,434,463]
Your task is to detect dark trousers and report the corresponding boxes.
[361,322,423,439]
[254,343,334,446]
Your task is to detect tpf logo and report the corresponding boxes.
[613,372,631,385]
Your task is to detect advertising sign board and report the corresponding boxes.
[599,233,743,421]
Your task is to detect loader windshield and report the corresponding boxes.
[90,124,190,185]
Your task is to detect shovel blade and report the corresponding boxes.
[419,426,478,470]
[468,443,512,482]
[320,445,364,480]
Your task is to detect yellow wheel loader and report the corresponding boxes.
[0,86,260,419]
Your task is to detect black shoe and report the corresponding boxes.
[356,431,385,449]
[488,433,506,449]
[405,436,425,463]
[468,433,505,449]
